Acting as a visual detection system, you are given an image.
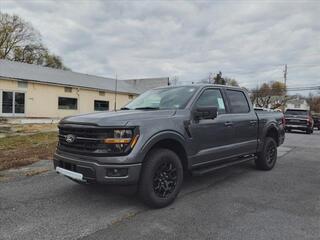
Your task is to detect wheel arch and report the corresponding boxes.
[264,124,279,146]
[141,131,189,171]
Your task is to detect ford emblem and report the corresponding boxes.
[65,134,76,143]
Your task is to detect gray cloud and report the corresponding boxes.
[2,0,320,94]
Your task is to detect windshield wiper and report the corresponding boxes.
[134,107,160,110]
[120,107,131,110]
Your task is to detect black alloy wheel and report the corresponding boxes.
[153,161,178,198]
[139,148,183,208]
[265,141,277,166]
[255,137,277,170]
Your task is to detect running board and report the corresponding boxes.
[191,156,255,176]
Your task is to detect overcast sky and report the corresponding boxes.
[1,0,320,94]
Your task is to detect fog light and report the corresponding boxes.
[106,168,128,177]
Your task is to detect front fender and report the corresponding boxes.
[139,130,187,161]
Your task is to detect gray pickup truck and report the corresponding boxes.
[54,85,285,208]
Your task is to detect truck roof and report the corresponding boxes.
[154,84,244,91]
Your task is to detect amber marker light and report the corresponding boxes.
[130,134,140,148]
[104,138,131,144]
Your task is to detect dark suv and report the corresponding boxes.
[54,85,285,208]
[285,109,314,134]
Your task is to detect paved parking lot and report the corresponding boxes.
[1,131,319,240]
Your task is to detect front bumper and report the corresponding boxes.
[53,153,142,185]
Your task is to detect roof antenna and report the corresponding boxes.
[114,72,118,111]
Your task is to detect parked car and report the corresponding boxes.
[54,85,285,208]
[312,114,320,130]
[284,109,314,134]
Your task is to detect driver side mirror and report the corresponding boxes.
[193,106,218,120]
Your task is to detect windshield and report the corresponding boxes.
[124,86,198,110]
[285,109,308,116]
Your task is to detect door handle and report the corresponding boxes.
[224,122,233,127]
[250,120,257,125]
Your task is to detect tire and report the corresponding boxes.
[139,148,183,208]
[255,137,277,171]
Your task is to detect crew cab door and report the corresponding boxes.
[224,89,258,156]
[189,88,234,166]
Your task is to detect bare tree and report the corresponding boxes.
[0,13,40,59]
[0,12,68,70]
[251,81,287,109]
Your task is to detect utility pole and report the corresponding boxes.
[282,64,288,112]
[284,64,287,86]
[114,72,118,111]
[208,72,213,83]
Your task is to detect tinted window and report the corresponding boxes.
[226,90,250,113]
[94,100,109,111]
[196,89,226,114]
[58,97,78,110]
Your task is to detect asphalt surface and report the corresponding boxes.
[1,131,320,240]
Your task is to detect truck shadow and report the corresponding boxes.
[65,161,256,208]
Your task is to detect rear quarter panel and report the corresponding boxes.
[256,111,285,151]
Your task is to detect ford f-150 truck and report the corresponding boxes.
[54,85,285,208]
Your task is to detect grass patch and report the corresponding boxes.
[0,132,58,171]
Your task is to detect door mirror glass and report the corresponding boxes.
[194,106,218,120]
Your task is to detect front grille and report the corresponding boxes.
[58,125,117,156]
[285,118,307,126]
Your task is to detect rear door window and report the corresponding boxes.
[226,90,250,113]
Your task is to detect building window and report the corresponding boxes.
[99,91,105,96]
[58,97,78,110]
[1,91,25,114]
[17,81,28,88]
[94,100,109,111]
[128,95,134,100]
[64,87,72,93]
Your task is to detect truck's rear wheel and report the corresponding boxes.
[139,148,183,208]
[255,137,277,170]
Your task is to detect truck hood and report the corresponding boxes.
[60,110,176,126]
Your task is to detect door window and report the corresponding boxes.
[226,90,250,113]
[196,89,226,114]
[15,92,25,114]
[1,91,25,114]
[2,91,13,113]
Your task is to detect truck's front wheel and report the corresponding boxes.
[139,148,183,208]
[255,137,277,170]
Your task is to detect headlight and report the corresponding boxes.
[104,129,133,144]
[102,129,139,153]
